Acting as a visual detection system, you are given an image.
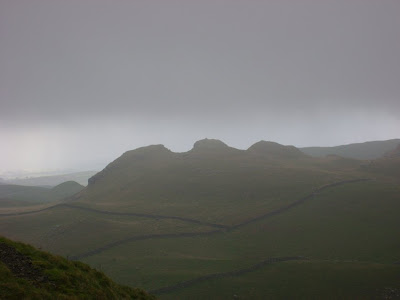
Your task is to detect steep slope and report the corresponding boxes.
[300,139,400,160]
[0,236,154,299]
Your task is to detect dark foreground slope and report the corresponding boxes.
[0,236,154,299]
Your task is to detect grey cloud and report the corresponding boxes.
[1,0,399,171]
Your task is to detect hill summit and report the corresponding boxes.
[192,138,229,150]
[86,139,308,189]
[248,141,306,158]
[50,181,84,199]
[79,138,316,224]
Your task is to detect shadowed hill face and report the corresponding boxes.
[247,141,307,159]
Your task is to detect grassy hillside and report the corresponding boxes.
[0,139,399,299]
[77,139,362,225]
[300,139,400,160]
[360,145,400,180]
[77,179,400,298]
[161,260,400,300]
[0,236,154,299]
[0,181,84,208]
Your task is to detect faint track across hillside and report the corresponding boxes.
[0,203,228,229]
[62,204,229,229]
[230,178,370,230]
[149,256,306,295]
[70,230,222,260]
[0,206,58,217]
[70,178,369,260]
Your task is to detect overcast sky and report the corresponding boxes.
[1,0,399,173]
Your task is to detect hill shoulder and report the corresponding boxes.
[301,139,400,160]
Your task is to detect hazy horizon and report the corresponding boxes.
[1,0,399,172]
[2,137,399,179]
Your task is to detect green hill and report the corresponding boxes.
[0,181,84,208]
[80,139,350,225]
[0,236,154,299]
[0,139,399,299]
[50,181,85,200]
[300,139,400,160]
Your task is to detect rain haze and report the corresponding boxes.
[1,0,399,174]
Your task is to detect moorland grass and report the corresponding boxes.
[79,179,400,296]
[0,236,154,299]
[1,142,399,299]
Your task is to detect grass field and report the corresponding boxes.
[0,205,215,258]
[0,141,399,298]
[160,260,400,300]
[73,179,400,298]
